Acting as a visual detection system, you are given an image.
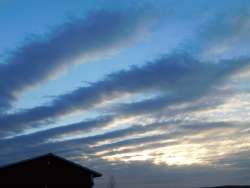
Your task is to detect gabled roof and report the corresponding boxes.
[0,153,102,177]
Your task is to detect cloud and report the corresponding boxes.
[0,101,249,187]
[0,95,230,158]
[93,160,250,188]
[193,4,250,60]
[1,2,250,187]
[0,7,156,111]
[1,54,250,136]
[90,121,242,155]
[0,117,247,166]
[2,146,250,188]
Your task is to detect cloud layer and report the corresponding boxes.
[0,7,155,111]
[1,54,249,136]
[1,1,250,188]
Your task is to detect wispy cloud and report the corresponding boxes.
[1,2,250,187]
[0,7,156,111]
[193,4,250,60]
[1,54,249,136]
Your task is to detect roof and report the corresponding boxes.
[0,153,102,178]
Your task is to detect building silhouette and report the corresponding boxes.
[0,153,102,187]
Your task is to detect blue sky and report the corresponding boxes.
[1,1,250,187]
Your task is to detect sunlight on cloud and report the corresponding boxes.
[193,94,250,122]
[96,124,250,167]
[1,3,250,187]
[101,116,137,130]
[47,116,138,143]
[101,144,209,166]
[91,129,164,147]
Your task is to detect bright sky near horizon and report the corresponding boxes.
[1,0,250,187]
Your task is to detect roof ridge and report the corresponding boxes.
[0,153,102,177]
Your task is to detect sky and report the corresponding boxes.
[0,0,250,187]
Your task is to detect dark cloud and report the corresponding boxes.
[0,118,170,160]
[193,5,250,60]
[93,160,250,188]
[215,150,250,170]
[1,2,250,187]
[0,112,249,188]
[0,7,154,111]
[1,54,249,136]
[0,115,113,147]
[90,121,240,155]
[0,118,243,164]
[2,148,250,188]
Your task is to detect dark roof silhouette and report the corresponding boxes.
[0,153,102,187]
[0,153,101,177]
[202,186,250,188]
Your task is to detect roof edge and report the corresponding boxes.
[0,153,102,177]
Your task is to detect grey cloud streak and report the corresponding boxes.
[2,2,250,187]
[93,160,250,188]
[193,4,250,60]
[1,54,250,136]
[1,123,249,188]
[0,7,154,111]
[0,92,226,161]
[0,117,245,164]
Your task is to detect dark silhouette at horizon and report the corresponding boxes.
[202,186,250,188]
[0,153,249,188]
[0,153,102,187]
